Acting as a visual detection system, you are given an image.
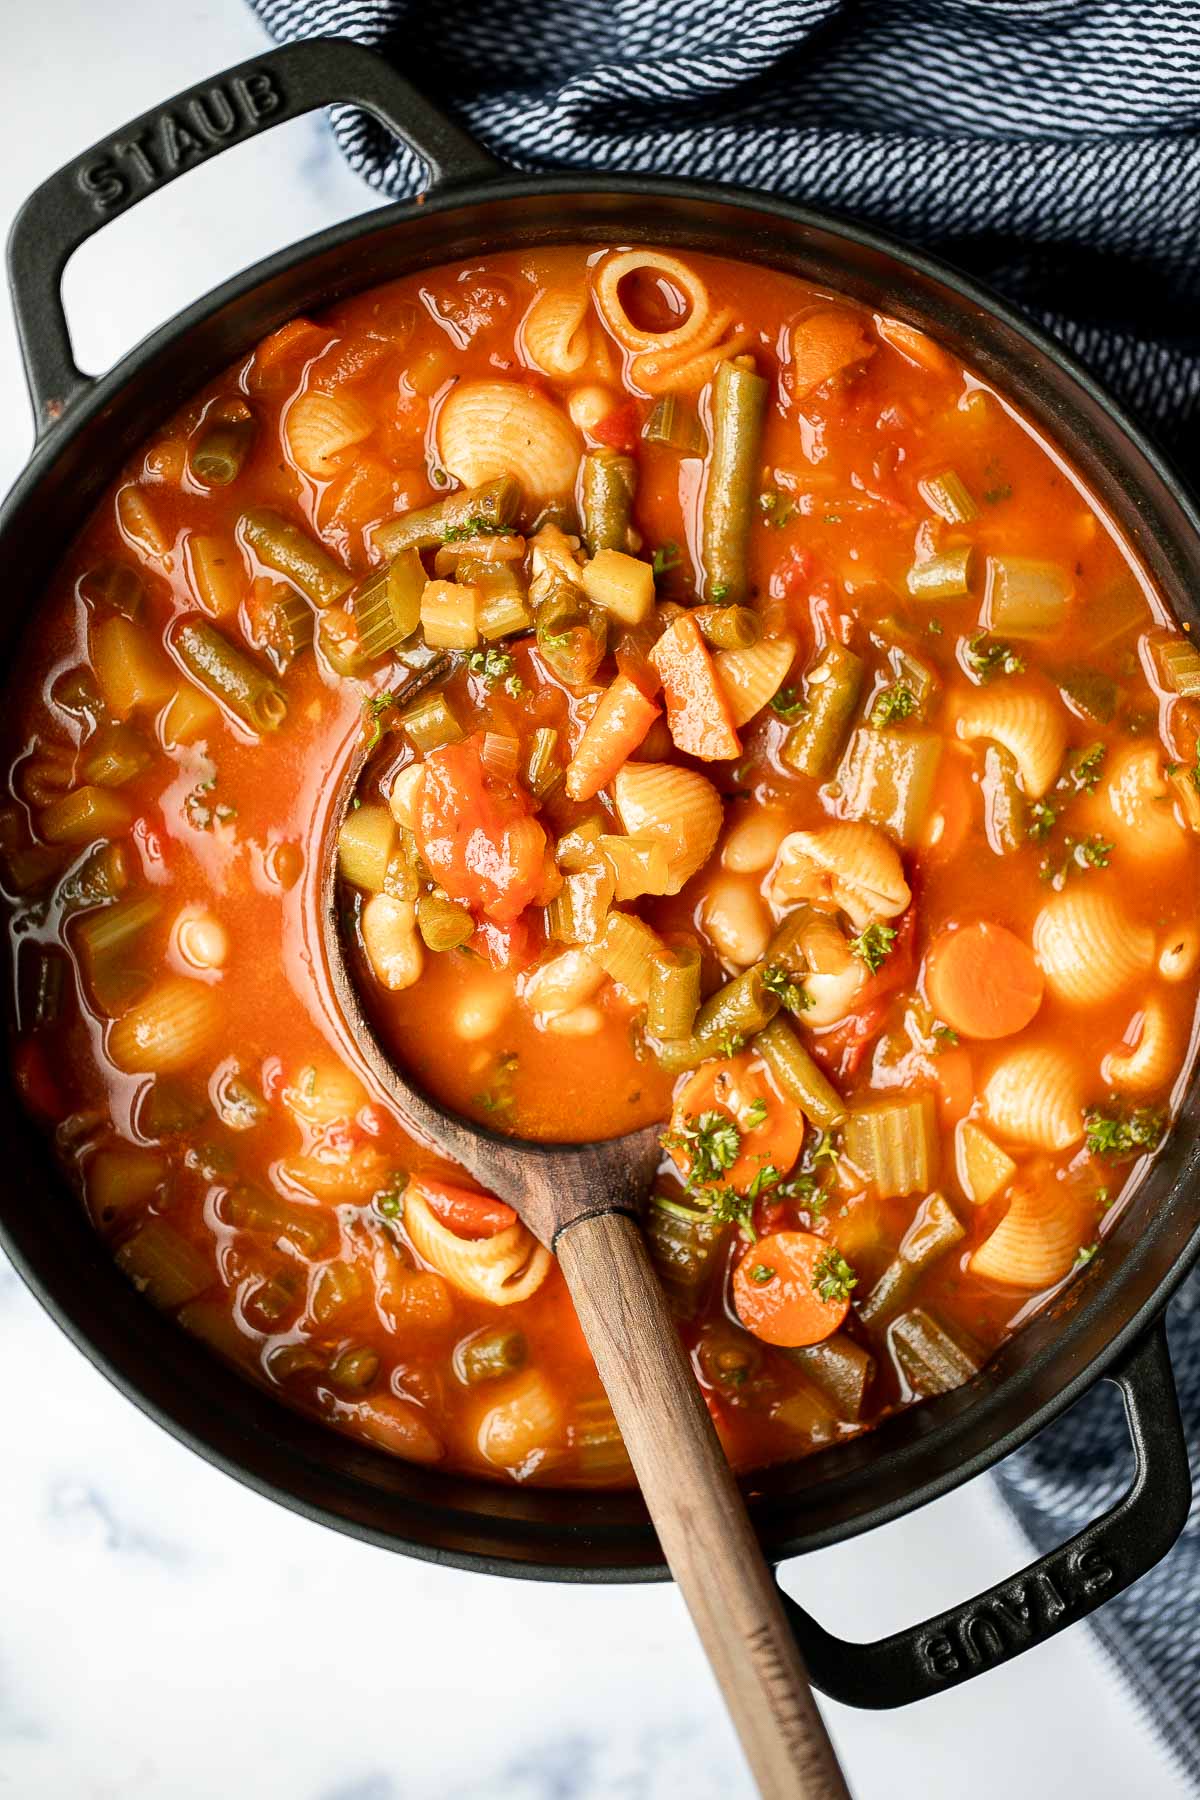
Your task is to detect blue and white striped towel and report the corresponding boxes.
[248,0,1200,1777]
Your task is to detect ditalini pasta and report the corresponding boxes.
[5,243,1198,1486]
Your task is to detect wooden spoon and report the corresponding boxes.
[319,669,850,1800]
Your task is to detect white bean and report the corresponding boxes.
[522,949,603,1016]
[388,764,425,832]
[545,1004,605,1037]
[362,895,424,991]
[455,981,513,1042]
[568,385,616,435]
[721,812,790,875]
[173,909,229,972]
[700,875,772,968]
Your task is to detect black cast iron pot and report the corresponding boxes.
[3,37,1196,1711]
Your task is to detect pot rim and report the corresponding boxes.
[4,166,1200,1582]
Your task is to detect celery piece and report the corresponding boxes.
[858,1193,964,1327]
[982,555,1071,637]
[643,1193,729,1317]
[843,1094,938,1199]
[890,1307,981,1395]
[837,727,942,845]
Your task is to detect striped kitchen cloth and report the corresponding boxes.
[248,0,1200,1779]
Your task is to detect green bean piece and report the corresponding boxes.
[535,582,608,686]
[352,548,424,658]
[701,355,768,604]
[647,945,702,1040]
[328,1345,381,1391]
[1056,665,1118,723]
[57,842,130,911]
[78,559,145,620]
[890,1308,981,1395]
[456,1326,528,1386]
[581,449,636,554]
[697,1325,766,1398]
[79,722,154,788]
[642,394,705,453]
[905,545,975,601]
[257,589,315,673]
[781,643,864,780]
[241,507,353,608]
[572,1395,632,1478]
[981,743,1025,854]
[73,892,162,1015]
[523,727,562,799]
[694,604,761,652]
[190,408,256,486]
[755,1017,845,1131]
[416,893,474,952]
[764,906,817,981]
[918,469,977,524]
[643,1193,729,1317]
[401,690,463,754]
[858,1194,965,1329]
[374,476,522,554]
[843,1094,938,1201]
[780,1333,875,1422]
[653,966,781,1071]
[244,1269,302,1327]
[137,1079,208,1138]
[887,643,936,716]
[221,1186,332,1259]
[310,1260,364,1326]
[170,616,287,734]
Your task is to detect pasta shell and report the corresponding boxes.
[957,689,1067,798]
[403,1191,552,1307]
[1033,889,1154,1006]
[629,317,753,395]
[982,1046,1084,1151]
[107,976,222,1075]
[520,285,593,378]
[283,1061,369,1130]
[611,762,723,895]
[593,249,714,354]
[476,1369,565,1471]
[1088,743,1186,865]
[768,824,910,931]
[437,381,581,504]
[969,1180,1087,1288]
[285,387,374,477]
[715,636,796,727]
[1101,999,1177,1094]
[117,486,172,562]
[278,1147,389,1203]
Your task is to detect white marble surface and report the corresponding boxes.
[0,6,1190,1797]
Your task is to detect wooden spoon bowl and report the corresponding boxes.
[318,664,849,1800]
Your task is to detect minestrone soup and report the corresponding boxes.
[4,246,1197,1484]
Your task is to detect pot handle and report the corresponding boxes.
[6,36,500,434]
[778,1319,1190,1708]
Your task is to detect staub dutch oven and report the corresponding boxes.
[3,36,1197,1711]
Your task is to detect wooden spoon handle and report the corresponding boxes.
[556,1210,851,1800]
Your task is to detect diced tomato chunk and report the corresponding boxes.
[417,735,547,926]
[411,1173,516,1238]
[591,399,641,452]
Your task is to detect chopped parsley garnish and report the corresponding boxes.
[651,542,682,577]
[744,1097,769,1129]
[662,1110,741,1188]
[749,1263,776,1285]
[1060,742,1106,794]
[869,683,917,728]
[703,1185,756,1237]
[375,1173,407,1219]
[746,1162,783,1201]
[1039,833,1113,888]
[926,619,944,636]
[983,482,1012,505]
[933,1022,959,1048]
[720,1031,747,1058]
[812,1248,857,1304]
[761,963,813,1013]
[768,686,806,723]
[364,689,396,752]
[1074,1243,1099,1268]
[466,648,516,686]
[849,922,897,973]
[1085,1106,1166,1158]
[1028,800,1058,842]
[758,489,795,529]
[442,515,515,542]
[711,583,731,601]
[964,632,1025,682]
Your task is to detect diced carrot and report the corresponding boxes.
[564,674,660,801]
[873,313,950,376]
[411,1173,516,1239]
[668,1053,804,1194]
[789,309,876,399]
[732,1231,851,1347]
[931,1045,974,1128]
[649,614,742,762]
[924,921,1044,1041]
[248,317,328,389]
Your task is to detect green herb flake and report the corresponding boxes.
[1074,1243,1099,1268]
[757,489,795,530]
[869,683,917,728]
[964,632,1026,682]
[466,648,515,686]
[744,1097,769,1129]
[768,686,806,724]
[661,1110,742,1189]
[1084,1106,1166,1159]
[749,1264,776,1285]
[651,542,682,578]
[849,922,897,974]
[812,1247,857,1304]
[761,964,813,1014]
[933,1022,959,1048]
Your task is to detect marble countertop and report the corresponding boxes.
[0,6,1189,1797]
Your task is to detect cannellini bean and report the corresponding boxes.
[545,1004,605,1036]
[388,764,425,832]
[174,909,229,971]
[361,895,423,991]
[455,981,513,1042]
[721,811,790,875]
[699,875,772,968]
[1159,925,1200,982]
[568,385,616,435]
[522,949,604,1017]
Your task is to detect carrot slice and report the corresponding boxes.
[732,1231,852,1347]
[668,1053,804,1193]
[410,1174,516,1239]
[931,1045,974,1128]
[789,309,876,399]
[924,921,1044,1041]
[872,312,950,375]
[564,674,660,802]
[649,614,741,762]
